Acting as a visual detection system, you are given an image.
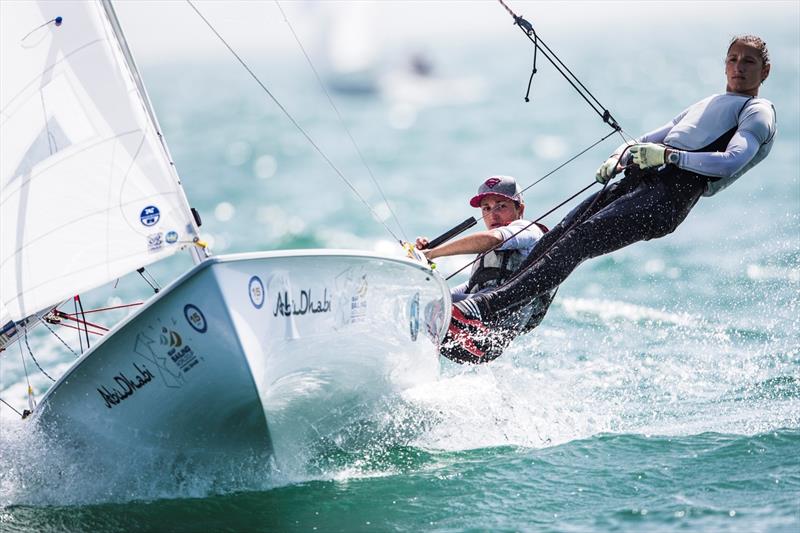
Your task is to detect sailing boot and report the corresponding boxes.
[440,298,513,364]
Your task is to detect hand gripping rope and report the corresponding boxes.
[424,1,639,282]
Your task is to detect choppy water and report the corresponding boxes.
[2,2,799,531]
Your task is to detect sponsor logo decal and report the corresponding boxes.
[160,327,200,374]
[184,304,207,333]
[160,328,182,347]
[97,362,154,409]
[249,276,265,309]
[147,232,163,252]
[134,316,204,390]
[135,332,184,388]
[409,292,420,341]
[140,205,160,226]
[350,275,368,323]
[273,288,331,317]
[165,230,179,244]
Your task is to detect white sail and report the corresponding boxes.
[0,0,199,325]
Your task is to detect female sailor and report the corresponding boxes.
[450,35,777,361]
[416,175,556,363]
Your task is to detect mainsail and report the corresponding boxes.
[0,1,199,327]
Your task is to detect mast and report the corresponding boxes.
[1,0,207,327]
[100,0,206,264]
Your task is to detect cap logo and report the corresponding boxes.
[484,177,501,188]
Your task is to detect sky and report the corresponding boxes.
[112,1,799,64]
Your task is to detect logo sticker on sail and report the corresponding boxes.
[184,304,207,333]
[140,205,160,226]
[409,292,420,341]
[147,232,163,252]
[249,276,265,309]
[165,230,179,244]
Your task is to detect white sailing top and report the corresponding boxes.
[612,92,776,196]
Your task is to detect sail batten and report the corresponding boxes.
[1,0,199,325]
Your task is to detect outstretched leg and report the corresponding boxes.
[474,170,706,322]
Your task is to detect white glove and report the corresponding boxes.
[595,155,620,184]
[630,143,666,169]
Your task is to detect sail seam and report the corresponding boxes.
[0,190,184,269]
[1,129,141,203]
[0,39,106,119]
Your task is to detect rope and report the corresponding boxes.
[496,179,611,293]
[186,0,404,244]
[274,0,409,243]
[446,144,635,281]
[23,327,55,382]
[136,268,160,293]
[41,317,80,359]
[466,128,620,233]
[446,181,598,280]
[71,302,143,315]
[73,295,83,354]
[0,397,23,417]
[497,0,637,145]
[75,295,90,350]
[18,335,36,413]
[439,1,643,282]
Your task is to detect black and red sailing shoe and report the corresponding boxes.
[439,300,514,364]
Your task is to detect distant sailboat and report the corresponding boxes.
[1,0,450,466]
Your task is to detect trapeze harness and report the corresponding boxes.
[478,97,767,323]
[465,222,556,332]
[465,223,551,293]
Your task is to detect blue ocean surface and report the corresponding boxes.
[1,2,798,531]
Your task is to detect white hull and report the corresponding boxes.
[34,250,450,465]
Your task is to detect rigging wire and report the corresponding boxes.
[445,180,598,281]
[465,128,619,233]
[0,396,24,418]
[75,295,90,350]
[18,335,36,414]
[185,0,404,245]
[73,296,83,354]
[497,0,628,134]
[438,0,642,280]
[445,145,635,282]
[40,317,80,359]
[274,0,409,243]
[23,327,55,382]
[136,267,160,294]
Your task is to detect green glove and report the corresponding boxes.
[630,143,666,169]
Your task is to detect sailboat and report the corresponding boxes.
[1,0,450,466]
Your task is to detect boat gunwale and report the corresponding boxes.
[33,249,449,412]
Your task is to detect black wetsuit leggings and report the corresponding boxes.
[482,167,709,319]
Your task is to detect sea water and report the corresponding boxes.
[1,3,798,531]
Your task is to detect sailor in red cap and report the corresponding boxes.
[416,175,556,364]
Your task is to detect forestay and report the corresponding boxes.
[0,0,199,327]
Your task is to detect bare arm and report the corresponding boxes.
[417,230,503,261]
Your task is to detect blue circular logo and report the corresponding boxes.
[249,276,265,309]
[183,304,207,333]
[165,231,179,244]
[140,205,160,226]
